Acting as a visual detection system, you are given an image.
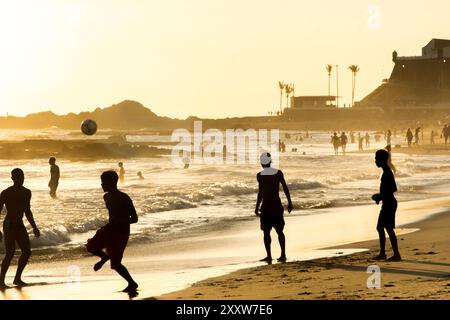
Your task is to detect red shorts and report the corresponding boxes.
[86,224,129,266]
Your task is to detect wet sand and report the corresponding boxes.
[1,196,449,300]
[160,204,450,300]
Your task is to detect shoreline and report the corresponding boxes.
[1,196,450,300]
[159,205,450,300]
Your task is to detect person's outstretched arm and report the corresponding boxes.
[24,190,40,237]
[255,174,262,216]
[279,172,293,213]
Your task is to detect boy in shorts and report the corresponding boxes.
[87,170,139,292]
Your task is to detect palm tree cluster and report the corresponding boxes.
[325,64,360,107]
[277,81,295,114]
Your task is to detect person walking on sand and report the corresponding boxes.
[406,128,413,147]
[371,149,401,262]
[0,168,40,290]
[340,132,348,155]
[86,171,139,293]
[255,152,293,264]
[331,132,340,155]
[118,162,125,183]
[365,132,370,148]
[48,157,60,199]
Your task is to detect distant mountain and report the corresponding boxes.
[0,100,179,130]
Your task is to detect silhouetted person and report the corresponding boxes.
[365,132,370,147]
[86,171,138,293]
[358,133,363,151]
[183,155,190,169]
[350,131,355,144]
[430,130,436,145]
[371,150,401,262]
[386,129,392,146]
[441,124,449,144]
[48,157,60,199]
[0,168,40,290]
[414,127,421,145]
[118,162,125,183]
[406,128,413,147]
[331,132,340,155]
[137,172,144,180]
[385,145,397,175]
[255,153,293,263]
[340,132,348,155]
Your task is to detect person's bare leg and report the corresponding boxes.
[13,229,31,286]
[112,263,138,292]
[275,228,286,262]
[260,230,272,263]
[374,226,387,260]
[1,233,15,289]
[386,229,401,261]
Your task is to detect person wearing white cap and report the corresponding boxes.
[255,152,293,263]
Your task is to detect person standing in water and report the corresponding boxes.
[48,157,60,199]
[406,128,413,147]
[331,132,340,155]
[118,162,125,183]
[0,168,41,290]
[86,171,139,293]
[371,149,401,262]
[255,152,293,264]
[385,145,397,175]
[340,132,348,155]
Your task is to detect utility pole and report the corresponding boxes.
[335,65,339,108]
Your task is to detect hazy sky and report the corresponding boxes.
[0,0,449,118]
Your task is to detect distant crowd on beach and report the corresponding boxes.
[326,123,450,155]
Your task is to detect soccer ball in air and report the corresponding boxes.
[81,119,98,135]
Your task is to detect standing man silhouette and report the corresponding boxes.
[371,150,401,262]
[118,162,125,183]
[0,168,40,290]
[255,152,293,263]
[86,171,138,293]
[48,157,60,199]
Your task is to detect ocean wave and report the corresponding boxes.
[142,197,198,213]
[297,200,334,209]
[30,225,71,247]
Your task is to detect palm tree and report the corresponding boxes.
[278,81,285,114]
[326,64,333,96]
[348,65,360,107]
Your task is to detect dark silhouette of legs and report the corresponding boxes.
[86,245,110,271]
[386,228,401,261]
[0,228,18,289]
[13,227,31,286]
[375,225,386,259]
[275,227,286,262]
[260,230,272,263]
[111,261,138,292]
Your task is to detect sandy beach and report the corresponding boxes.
[1,195,449,300]
[160,204,450,300]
